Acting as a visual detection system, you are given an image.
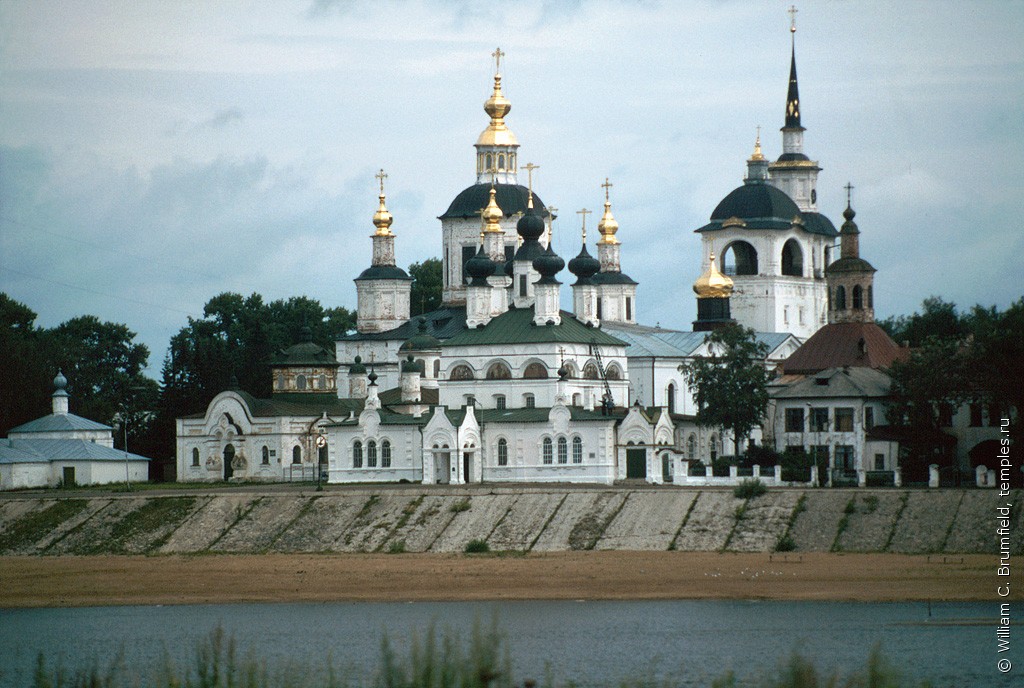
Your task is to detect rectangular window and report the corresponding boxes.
[524,394,535,409]
[495,395,506,410]
[557,438,568,464]
[596,297,603,320]
[542,439,553,464]
[874,453,885,471]
[572,438,583,464]
[810,445,829,464]
[810,408,829,432]
[836,445,855,471]
[864,407,875,430]
[519,275,527,297]
[785,408,804,433]
[937,403,954,428]
[969,403,983,427]
[835,408,854,432]
[625,297,632,321]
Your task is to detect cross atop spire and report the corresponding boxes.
[601,177,613,202]
[788,5,798,34]
[577,208,592,236]
[492,47,505,75]
[375,168,388,195]
[844,181,855,206]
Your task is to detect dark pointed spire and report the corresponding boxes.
[785,41,801,129]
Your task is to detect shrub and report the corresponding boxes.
[387,540,406,554]
[734,478,767,499]
[742,444,780,468]
[775,534,796,552]
[464,539,490,554]
[449,498,471,513]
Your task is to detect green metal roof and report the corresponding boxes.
[439,183,549,220]
[442,307,627,348]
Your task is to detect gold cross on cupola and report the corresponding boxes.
[521,161,539,207]
[492,47,505,75]
[375,168,388,195]
[577,207,592,235]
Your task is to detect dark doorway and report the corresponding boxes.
[62,466,75,487]
[626,447,646,479]
[223,444,235,481]
[463,452,472,483]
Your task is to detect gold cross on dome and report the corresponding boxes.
[601,177,613,202]
[492,47,505,74]
[375,168,388,195]
[577,207,592,234]
[521,162,539,196]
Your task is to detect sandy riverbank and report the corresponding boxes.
[0,552,1008,608]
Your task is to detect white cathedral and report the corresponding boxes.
[177,30,859,486]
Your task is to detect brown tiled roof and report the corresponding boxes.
[782,322,908,375]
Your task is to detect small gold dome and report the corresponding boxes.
[482,185,503,233]
[372,193,393,235]
[597,199,619,245]
[693,252,734,298]
[750,131,765,161]
[476,75,519,147]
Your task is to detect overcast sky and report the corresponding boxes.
[2,0,1022,378]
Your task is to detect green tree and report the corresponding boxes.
[679,325,771,456]
[887,336,972,429]
[409,258,442,315]
[0,294,53,434]
[878,296,967,346]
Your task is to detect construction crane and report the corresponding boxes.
[591,341,615,415]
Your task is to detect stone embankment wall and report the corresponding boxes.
[0,488,1020,556]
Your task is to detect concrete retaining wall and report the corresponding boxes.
[1,488,1019,556]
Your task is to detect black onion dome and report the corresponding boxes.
[567,244,600,284]
[399,316,442,351]
[841,204,859,234]
[440,183,547,220]
[532,243,564,285]
[465,245,495,286]
[349,355,367,375]
[516,206,546,242]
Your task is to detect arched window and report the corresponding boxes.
[667,383,676,414]
[450,364,474,380]
[781,239,803,277]
[722,241,758,276]
[625,297,632,321]
[572,437,583,464]
[224,443,235,467]
[523,362,548,379]
[853,285,863,309]
[835,286,847,310]
[485,153,492,170]
[498,154,506,170]
[486,362,512,379]
[296,374,307,391]
[192,447,200,467]
[557,437,568,464]
[275,374,285,391]
[510,153,516,169]
[352,440,363,468]
[319,374,328,390]
[542,437,553,464]
[367,440,377,468]
[709,435,718,462]
[292,445,302,464]
[867,285,874,308]
[261,446,270,465]
[687,434,696,461]
[433,360,441,378]
[605,364,622,381]
[381,440,391,468]
[497,438,508,466]
[583,363,599,379]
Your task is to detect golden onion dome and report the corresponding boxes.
[693,252,734,298]
[475,75,519,147]
[597,199,619,245]
[481,185,504,233]
[750,131,766,161]
[372,193,393,235]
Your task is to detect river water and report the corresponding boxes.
[0,600,1017,687]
